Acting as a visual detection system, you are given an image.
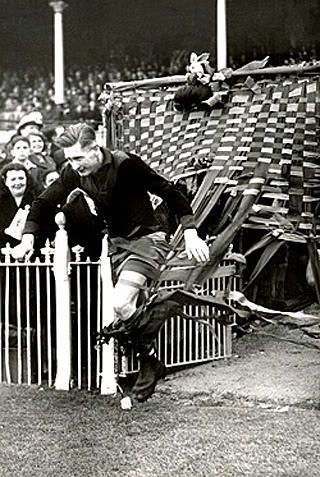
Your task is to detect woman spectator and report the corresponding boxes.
[0,163,41,360]
[28,131,48,157]
[0,163,37,249]
[28,131,57,183]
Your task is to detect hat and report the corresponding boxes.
[17,111,43,133]
[10,135,30,148]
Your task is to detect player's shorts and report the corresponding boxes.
[110,231,171,282]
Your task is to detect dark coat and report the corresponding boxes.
[0,185,37,249]
[24,148,195,241]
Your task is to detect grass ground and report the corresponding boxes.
[0,384,319,477]
[0,321,319,477]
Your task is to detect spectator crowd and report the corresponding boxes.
[0,110,68,251]
[1,43,318,130]
[0,49,190,129]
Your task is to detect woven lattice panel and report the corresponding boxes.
[110,76,320,231]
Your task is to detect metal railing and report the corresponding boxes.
[0,228,239,392]
[0,242,56,387]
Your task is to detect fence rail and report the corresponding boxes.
[0,237,239,392]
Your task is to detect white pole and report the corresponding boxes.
[100,234,118,395]
[49,1,68,105]
[217,0,227,70]
[53,212,72,390]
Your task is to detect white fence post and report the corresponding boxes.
[53,212,72,390]
[1,244,12,384]
[100,234,117,395]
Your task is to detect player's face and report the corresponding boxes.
[64,142,102,176]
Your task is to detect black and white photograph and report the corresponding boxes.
[0,1,319,475]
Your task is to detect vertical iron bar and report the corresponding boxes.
[35,258,42,385]
[0,264,2,382]
[170,316,174,366]
[86,260,91,391]
[76,263,82,389]
[176,315,181,366]
[26,264,31,385]
[96,263,101,388]
[163,320,168,366]
[182,313,187,364]
[4,259,11,383]
[46,263,53,387]
[16,265,22,384]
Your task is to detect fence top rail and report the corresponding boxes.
[103,62,320,93]
[0,261,53,267]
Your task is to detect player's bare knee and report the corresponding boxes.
[113,272,147,321]
[113,295,136,321]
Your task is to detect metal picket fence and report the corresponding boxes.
[0,230,239,392]
[0,242,56,387]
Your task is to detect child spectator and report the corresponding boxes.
[10,136,44,193]
[42,168,60,189]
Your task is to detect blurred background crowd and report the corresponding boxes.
[0,43,319,128]
[0,0,319,130]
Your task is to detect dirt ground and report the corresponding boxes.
[159,320,320,409]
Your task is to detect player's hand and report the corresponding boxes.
[184,229,210,263]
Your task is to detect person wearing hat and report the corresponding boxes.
[0,112,45,169]
[17,111,44,137]
[12,122,210,402]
